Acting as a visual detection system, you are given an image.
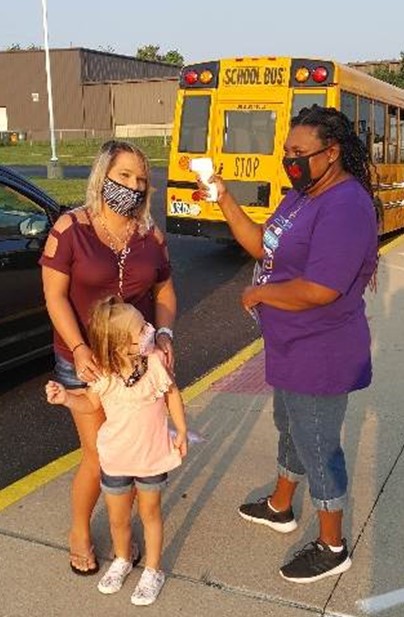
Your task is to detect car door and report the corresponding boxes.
[0,181,55,370]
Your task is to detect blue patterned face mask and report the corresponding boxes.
[102,176,146,217]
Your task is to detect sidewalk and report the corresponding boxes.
[1,237,404,617]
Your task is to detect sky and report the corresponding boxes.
[2,0,404,65]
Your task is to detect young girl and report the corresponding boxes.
[46,296,187,606]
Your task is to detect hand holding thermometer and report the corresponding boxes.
[189,157,218,202]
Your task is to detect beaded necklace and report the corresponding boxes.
[122,356,148,387]
[97,215,136,297]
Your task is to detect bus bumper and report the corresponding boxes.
[166,217,234,241]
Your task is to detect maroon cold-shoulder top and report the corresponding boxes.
[39,210,171,363]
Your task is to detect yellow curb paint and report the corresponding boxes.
[181,337,263,404]
[379,234,404,256]
[0,338,264,512]
[0,450,81,512]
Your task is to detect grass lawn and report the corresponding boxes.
[0,136,171,166]
[31,178,87,206]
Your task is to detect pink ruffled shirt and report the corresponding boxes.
[90,349,182,477]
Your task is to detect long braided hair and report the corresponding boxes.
[291,105,375,200]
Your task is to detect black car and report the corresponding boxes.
[0,165,60,371]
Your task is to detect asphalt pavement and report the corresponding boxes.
[0,237,404,617]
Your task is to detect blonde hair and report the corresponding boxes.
[88,296,144,376]
[84,140,153,236]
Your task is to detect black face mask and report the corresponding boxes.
[282,146,331,192]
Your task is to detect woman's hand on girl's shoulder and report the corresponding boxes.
[155,334,174,372]
[73,343,101,382]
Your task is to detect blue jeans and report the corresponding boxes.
[100,469,168,494]
[273,388,348,512]
[53,353,87,389]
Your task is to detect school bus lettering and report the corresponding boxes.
[264,66,285,85]
[223,66,285,86]
[237,103,267,110]
[234,157,260,178]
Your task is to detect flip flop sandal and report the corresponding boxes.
[69,547,100,576]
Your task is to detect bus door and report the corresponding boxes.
[213,101,286,224]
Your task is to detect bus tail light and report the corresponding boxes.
[199,70,213,84]
[295,67,310,83]
[184,70,198,85]
[312,66,328,83]
[191,191,201,201]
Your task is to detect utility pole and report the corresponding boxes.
[41,0,62,178]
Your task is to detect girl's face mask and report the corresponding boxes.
[282,146,331,192]
[138,322,156,355]
[102,176,146,217]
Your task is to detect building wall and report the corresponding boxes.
[0,49,83,139]
[0,48,180,140]
[348,59,402,75]
[82,83,112,139]
[111,79,178,125]
[80,49,180,82]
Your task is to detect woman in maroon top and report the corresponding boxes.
[40,140,176,575]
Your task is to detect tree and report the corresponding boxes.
[371,52,404,89]
[5,43,42,51]
[135,44,184,66]
[98,45,116,53]
[163,50,184,66]
[6,43,22,51]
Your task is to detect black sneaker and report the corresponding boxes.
[280,538,352,583]
[238,497,297,533]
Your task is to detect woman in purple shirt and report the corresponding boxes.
[40,141,176,575]
[200,106,378,584]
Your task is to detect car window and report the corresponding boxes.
[0,185,49,237]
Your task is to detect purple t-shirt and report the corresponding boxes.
[258,178,378,395]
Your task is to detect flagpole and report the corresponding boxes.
[41,0,60,176]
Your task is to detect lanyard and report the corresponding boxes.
[256,194,310,286]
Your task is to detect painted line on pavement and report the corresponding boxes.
[379,233,404,255]
[0,338,264,512]
[356,588,404,613]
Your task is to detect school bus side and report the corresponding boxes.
[336,63,404,235]
[167,57,404,239]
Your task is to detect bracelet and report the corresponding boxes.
[71,342,85,353]
[155,327,174,341]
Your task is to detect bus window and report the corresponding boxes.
[358,97,371,152]
[373,102,386,163]
[387,106,398,163]
[223,110,276,155]
[178,95,211,153]
[291,93,326,118]
[341,91,356,130]
[400,109,404,163]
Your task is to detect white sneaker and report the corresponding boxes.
[97,557,133,594]
[130,567,165,606]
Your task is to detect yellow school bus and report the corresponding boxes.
[167,56,404,238]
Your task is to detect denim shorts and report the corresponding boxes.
[100,469,168,495]
[53,353,87,389]
[273,388,348,512]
